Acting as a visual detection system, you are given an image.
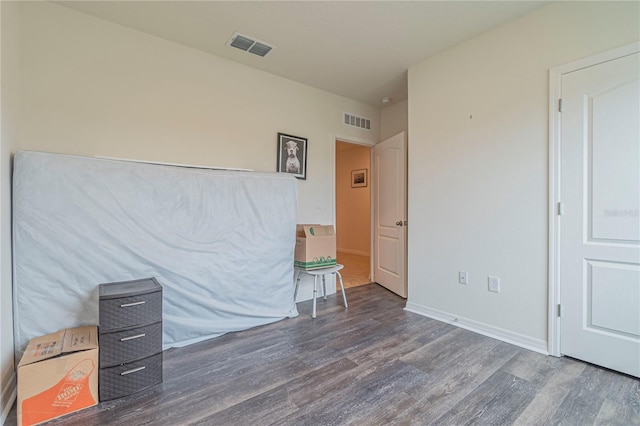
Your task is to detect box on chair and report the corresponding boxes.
[17,326,99,426]
[294,224,337,270]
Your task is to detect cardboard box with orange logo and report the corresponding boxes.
[17,326,99,426]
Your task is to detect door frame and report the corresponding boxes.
[547,41,640,357]
[331,133,376,281]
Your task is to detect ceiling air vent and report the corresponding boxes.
[227,32,274,58]
[344,113,371,130]
[248,42,272,57]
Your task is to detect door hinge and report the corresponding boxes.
[557,202,564,216]
[558,98,563,113]
[557,304,562,317]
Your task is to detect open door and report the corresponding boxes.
[373,132,407,297]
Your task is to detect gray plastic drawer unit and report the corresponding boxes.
[98,277,163,401]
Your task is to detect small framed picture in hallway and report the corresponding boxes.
[351,169,367,188]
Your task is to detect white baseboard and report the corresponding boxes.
[404,302,548,355]
[337,248,370,257]
[1,371,16,424]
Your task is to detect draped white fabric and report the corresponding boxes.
[13,152,298,356]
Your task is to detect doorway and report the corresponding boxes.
[335,140,372,288]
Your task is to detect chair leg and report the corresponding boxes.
[293,270,302,303]
[312,275,318,319]
[336,271,348,308]
[322,274,327,300]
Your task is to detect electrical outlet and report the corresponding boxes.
[488,275,500,293]
[459,271,468,285]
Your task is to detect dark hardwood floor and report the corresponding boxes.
[7,284,640,425]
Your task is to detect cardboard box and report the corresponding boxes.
[294,224,337,270]
[18,326,99,426]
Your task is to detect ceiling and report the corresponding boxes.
[54,1,548,107]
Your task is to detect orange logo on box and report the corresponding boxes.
[21,359,96,426]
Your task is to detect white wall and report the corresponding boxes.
[0,1,20,422]
[20,1,379,224]
[407,1,639,351]
[380,99,408,142]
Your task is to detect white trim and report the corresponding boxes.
[548,41,640,358]
[405,303,548,355]
[550,41,640,76]
[1,372,16,424]
[337,248,370,257]
[548,64,562,358]
[333,133,376,147]
[369,146,375,283]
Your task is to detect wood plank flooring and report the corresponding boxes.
[6,284,639,425]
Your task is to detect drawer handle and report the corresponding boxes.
[120,333,146,342]
[120,366,146,376]
[120,301,146,308]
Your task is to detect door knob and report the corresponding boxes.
[396,221,403,226]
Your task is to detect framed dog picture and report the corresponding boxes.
[277,133,307,180]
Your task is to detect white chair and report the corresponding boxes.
[294,264,348,318]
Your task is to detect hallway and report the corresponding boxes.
[337,251,371,289]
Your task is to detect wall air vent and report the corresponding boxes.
[343,113,371,130]
[227,32,274,58]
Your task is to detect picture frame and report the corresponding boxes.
[277,133,307,180]
[351,169,367,188]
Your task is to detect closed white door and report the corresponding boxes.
[373,132,407,297]
[560,52,640,377]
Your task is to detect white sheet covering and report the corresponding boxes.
[13,151,298,356]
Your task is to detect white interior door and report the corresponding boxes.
[560,52,640,377]
[373,132,407,298]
